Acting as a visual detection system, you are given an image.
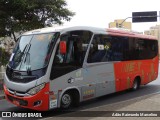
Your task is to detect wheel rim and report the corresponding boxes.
[62,94,71,107]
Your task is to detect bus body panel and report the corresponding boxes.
[49,62,116,109]
[4,82,49,111]
[49,68,82,109]
[4,72,50,111]
[4,73,37,93]
[114,56,159,92]
[83,63,116,98]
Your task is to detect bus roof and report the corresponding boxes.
[23,26,107,35]
[23,26,157,40]
[106,28,157,40]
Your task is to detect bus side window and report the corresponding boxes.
[87,35,116,63]
[73,38,83,65]
[87,35,102,63]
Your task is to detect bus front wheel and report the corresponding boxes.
[61,92,72,109]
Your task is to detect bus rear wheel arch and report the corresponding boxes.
[131,76,141,91]
[60,89,80,109]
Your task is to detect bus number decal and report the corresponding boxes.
[83,89,95,100]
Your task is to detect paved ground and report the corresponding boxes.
[1,91,160,120]
[42,93,160,120]
[1,92,160,120]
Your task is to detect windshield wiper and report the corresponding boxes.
[18,43,30,62]
[26,52,31,75]
[18,43,31,75]
[24,44,31,63]
[23,44,32,75]
[13,43,30,70]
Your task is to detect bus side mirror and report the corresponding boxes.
[60,41,66,54]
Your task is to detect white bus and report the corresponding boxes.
[4,26,159,111]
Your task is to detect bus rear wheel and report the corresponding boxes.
[61,92,72,109]
[132,78,140,91]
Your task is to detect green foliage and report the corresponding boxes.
[0,47,10,66]
[0,0,75,41]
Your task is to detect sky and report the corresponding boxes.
[64,0,160,32]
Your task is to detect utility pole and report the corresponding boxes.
[119,17,132,28]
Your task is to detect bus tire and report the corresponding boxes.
[61,92,72,109]
[72,91,80,107]
[131,77,140,91]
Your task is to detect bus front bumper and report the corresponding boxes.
[3,83,49,111]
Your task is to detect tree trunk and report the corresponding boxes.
[11,31,17,42]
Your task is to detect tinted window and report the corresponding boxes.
[87,34,158,63]
[87,35,125,63]
[127,38,158,60]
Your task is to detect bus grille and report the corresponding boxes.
[8,88,26,97]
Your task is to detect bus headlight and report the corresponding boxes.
[27,83,45,95]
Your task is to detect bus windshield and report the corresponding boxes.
[9,32,59,71]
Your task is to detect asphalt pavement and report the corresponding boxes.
[41,92,160,120]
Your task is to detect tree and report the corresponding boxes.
[0,0,75,42]
[0,47,10,66]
